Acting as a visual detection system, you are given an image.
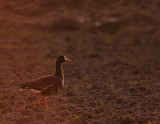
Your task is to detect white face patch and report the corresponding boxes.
[64,56,67,61]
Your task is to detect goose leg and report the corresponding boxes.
[37,93,42,107]
[43,97,49,110]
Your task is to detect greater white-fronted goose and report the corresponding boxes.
[19,56,72,109]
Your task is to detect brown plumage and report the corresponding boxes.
[19,56,72,109]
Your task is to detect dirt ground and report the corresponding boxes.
[0,0,160,124]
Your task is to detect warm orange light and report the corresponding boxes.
[148,120,152,124]
[65,57,72,61]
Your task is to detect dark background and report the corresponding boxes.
[0,0,160,123]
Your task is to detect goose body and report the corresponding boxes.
[19,75,63,95]
[19,56,71,109]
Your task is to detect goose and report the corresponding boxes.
[19,56,72,109]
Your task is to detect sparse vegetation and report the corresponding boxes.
[0,0,160,123]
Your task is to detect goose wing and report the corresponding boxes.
[19,75,61,91]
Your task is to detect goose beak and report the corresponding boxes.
[65,57,72,62]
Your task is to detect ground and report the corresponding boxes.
[0,0,160,124]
